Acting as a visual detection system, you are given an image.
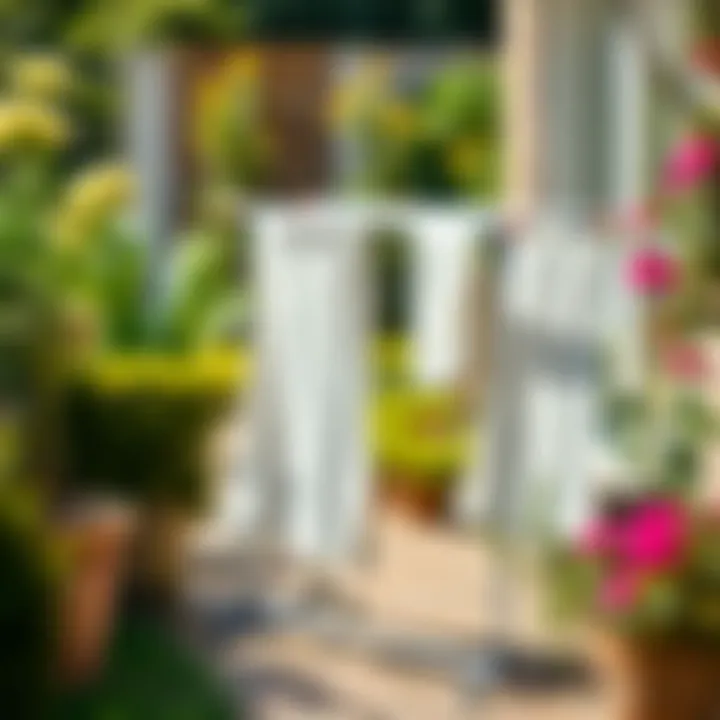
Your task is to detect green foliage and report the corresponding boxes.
[63,354,239,510]
[0,0,497,47]
[544,545,599,624]
[602,385,717,496]
[61,217,244,355]
[343,58,501,200]
[52,614,237,719]
[67,0,244,50]
[695,0,720,37]
[372,388,471,487]
[0,487,60,719]
[154,231,242,351]
[371,229,411,335]
[85,226,149,350]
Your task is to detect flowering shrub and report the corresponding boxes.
[53,162,135,249]
[551,494,720,640]
[662,133,718,194]
[626,244,681,298]
[621,120,720,327]
[568,88,720,638]
[9,55,74,103]
[0,100,70,154]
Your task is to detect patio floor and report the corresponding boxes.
[187,509,624,719]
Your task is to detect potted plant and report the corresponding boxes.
[54,160,244,609]
[550,491,720,720]
[332,56,500,200]
[0,53,142,689]
[372,388,470,522]
[549,307,720,719]
[64,354,241,608]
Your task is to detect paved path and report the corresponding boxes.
[188,510,622,719]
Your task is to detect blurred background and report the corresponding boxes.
[2,1,720,719]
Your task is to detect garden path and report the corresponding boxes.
[188,508,622,719]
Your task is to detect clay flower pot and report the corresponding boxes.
[605,637,720,720]
[378,472,449,522]
[55,498,136,686]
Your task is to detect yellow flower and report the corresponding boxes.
[10,54,74,100]
[446,138,483,185]
[0,100,71,152]
[67,163,135,213]
[58,163,135,244]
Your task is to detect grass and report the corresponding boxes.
[51,614,238,720]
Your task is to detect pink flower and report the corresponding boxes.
[599,570,645,613]
[619,500,689,571]
[626,244,680,297]
[663,134,718,193]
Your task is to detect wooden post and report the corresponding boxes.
[503,0,545,218]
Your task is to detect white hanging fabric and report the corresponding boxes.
[240,204,371,562]
[408,211,481,386]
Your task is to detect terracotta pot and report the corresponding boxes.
[131,505,192,609]
[378,473,448,522]
[55,499,136,686]
[606,636,720,720]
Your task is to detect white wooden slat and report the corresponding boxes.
[407,211,481,386]
[241,204,371,563]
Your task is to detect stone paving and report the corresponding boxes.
[188,509,621,719]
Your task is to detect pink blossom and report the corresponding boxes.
[625,244,680,297]
[598,570,645,613]
[663,134,718,193]
[619,500,689,571]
